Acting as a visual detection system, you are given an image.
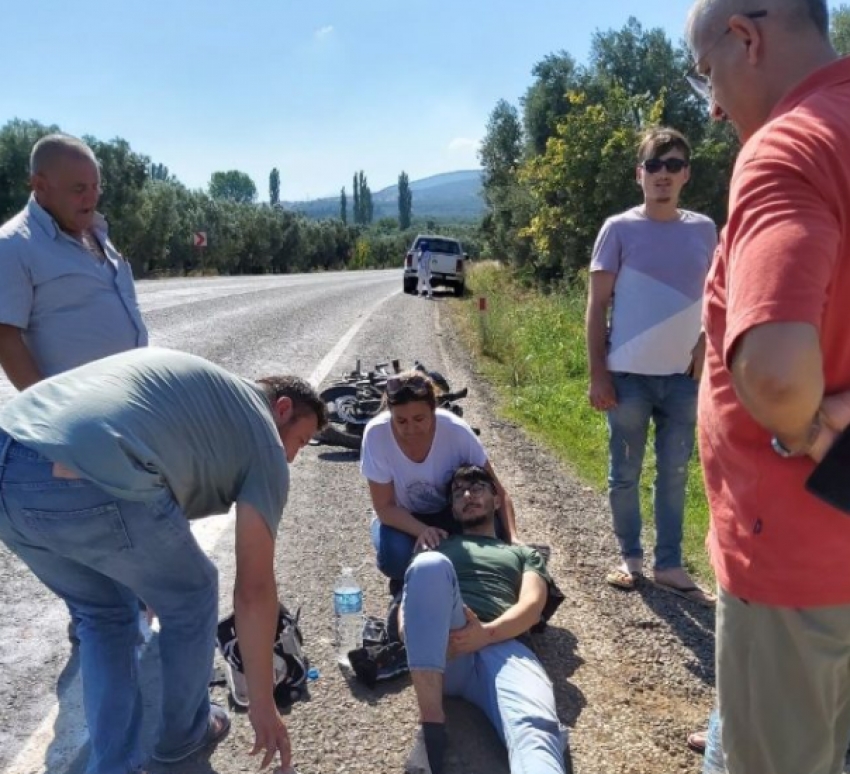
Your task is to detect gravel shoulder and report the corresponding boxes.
[432,302,715,774]
[151,289,715,774]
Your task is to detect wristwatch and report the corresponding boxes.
[771,415,822,458]
[771,435,803,458]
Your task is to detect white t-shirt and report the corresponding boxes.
[360,408,487,514]
[417,250,432,274]
[589,207,716,375]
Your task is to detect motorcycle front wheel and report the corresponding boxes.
[315,384,369,451]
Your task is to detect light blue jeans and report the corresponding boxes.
[606,373,697,570]
[370,508,456,581]
[0,432,218,774]
[403,551,566,774]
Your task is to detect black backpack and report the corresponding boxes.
[216,603,309,707]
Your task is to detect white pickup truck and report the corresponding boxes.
[402,234,467,297]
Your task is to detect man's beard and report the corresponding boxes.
[458,513,490,530]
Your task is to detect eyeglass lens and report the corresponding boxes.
[452,481,489,499]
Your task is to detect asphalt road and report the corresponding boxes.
[0,269,461,774]
[1,270,734,774]
[0,270,728,774]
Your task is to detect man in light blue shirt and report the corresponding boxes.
[0,133,148,389]
[0,133,149,643]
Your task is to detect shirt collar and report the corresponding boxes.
[768,55,850,123]
[26,193,109,241]
[27,194,59,239]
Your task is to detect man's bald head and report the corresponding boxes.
[685,0,836,140]
[30,134,99,178]
[29,134,102,236]
[686,0,830,48]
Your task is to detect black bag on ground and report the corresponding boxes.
[530,576,566,634]
[349,600,409,688]
[525,544,565,634]
[216,603,309,708]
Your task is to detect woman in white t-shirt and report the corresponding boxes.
[360,370,518,588]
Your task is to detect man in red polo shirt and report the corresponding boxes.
[686,1,850,772]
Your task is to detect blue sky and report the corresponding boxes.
[1,1,841,200]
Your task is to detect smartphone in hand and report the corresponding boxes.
[806,427,850,515]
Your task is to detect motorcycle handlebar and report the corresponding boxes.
[437,387,468,403]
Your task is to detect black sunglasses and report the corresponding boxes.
[386,374,430,399]
[642,158,689,174]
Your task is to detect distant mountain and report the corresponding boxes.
[283,170,485,222]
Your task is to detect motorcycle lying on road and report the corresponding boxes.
[315,359,474,451]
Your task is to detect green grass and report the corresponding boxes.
[451,262,713,583]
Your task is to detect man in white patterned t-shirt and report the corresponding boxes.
[585,126,717,604]
[417,241,433,298]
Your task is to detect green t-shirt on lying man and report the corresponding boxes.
[437,534,551,623]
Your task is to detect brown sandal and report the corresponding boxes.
[605,567,642,590]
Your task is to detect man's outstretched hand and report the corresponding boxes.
[248,703,292,770]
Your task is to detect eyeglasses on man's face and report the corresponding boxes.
[686,10,768,100]
[451,480,493,501]
[641,158,689,174]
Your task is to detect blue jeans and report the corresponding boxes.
[0,432,218,774]
[372,508,507,581]
[606,373,697,570]
[403,552,566,774]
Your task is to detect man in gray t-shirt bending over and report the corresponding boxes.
[0,347,326,774]
[585,127,716,605]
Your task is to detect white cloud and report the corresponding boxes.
[448,137,478,152]
[314,25,334,39]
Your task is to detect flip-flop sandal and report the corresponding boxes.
[152,703,231,763]
[605,567,642,590]
[653,581,716,607]
[687,729,707,754]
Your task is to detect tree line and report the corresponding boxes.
[0,119,429,277]
[478,7,850,287]
[339,170,413,229]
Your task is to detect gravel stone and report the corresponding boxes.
[249,295,716,774]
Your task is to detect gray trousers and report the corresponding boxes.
[717,586,850,774]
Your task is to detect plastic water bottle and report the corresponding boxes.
[334,567,363,666]
[703,708,727,774]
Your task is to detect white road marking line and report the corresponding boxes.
[308,290,399,388]
[5,287,398,774]
[4,513,233,774]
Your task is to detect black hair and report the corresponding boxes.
[450,464,497,493]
